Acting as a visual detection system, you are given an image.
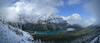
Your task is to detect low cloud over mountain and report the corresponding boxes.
[62,13,96,27]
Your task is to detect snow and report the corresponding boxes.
[66,28,75,31]
[0,22,37,43]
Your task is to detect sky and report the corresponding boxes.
[0,0,91,17]
[0,0,100,27]
[57,0,92,18]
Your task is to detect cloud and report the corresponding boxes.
[0,0,97,26]
[65,13,81,25]
[83,0,98,16]
[82,18,96,27]
[63,13,96,27]
[67,0,81,5]
[83,0,100,25]
[0,0,19,8]
[0,0,64,23]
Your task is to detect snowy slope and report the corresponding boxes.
[0,22,39,43]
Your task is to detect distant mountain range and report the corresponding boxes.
[4,14,84,33]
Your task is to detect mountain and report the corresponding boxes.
[19,14,68,24]
[4,14,84,33]
[0,21,36,43]
[21,15,69,32]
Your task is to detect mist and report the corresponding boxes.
[84,0,100,25]
[0,0,63,23]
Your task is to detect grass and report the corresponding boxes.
[32,28,95,42]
